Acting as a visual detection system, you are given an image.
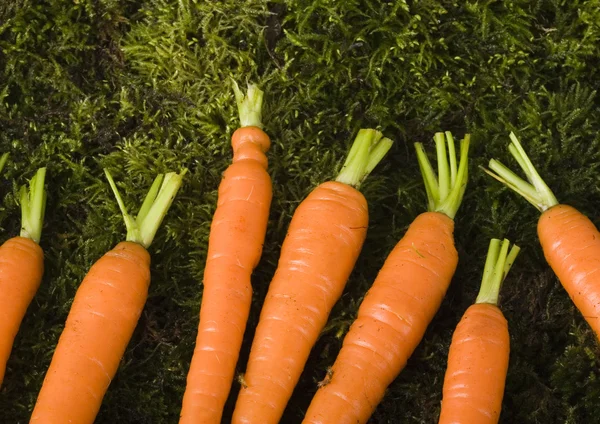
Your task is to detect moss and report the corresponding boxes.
[2,0,600,423]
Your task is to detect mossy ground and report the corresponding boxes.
[2,0,600,423]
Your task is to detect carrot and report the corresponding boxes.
[0,162,47,387]
[302,131,471,424]
[179,82,272,423]
[438,238,520,424]
[30,167,186,424]
[483,132,600,340]
[231,128,394,424]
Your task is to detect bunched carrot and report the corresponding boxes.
[30,168,186,424]
[438,238,520,424]
[232,128,394,424]
[483,133,600,341]
[0,161,47,387]
[179,82,272,423]
[303,131,470,424]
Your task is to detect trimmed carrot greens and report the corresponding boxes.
[482,132,559,212]
[335,128,393,189]
[415,131,471,219]
[105,169,187,248]
[20,167,47,244]
[476,238,520,305]
[232,80,264,129]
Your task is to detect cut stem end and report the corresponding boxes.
[475,238,521,305]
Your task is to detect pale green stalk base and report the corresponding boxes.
[335,128,394,189]
[482,132,559,212]
[20,167,47,244]
[475,238,521,305]
[0,153,9,176]
[232,80,264,129]
[415,131,471,219]
[105,168,188,248]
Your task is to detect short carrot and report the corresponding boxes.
[30,167,186,424]
[179,82,272,423]
[0,161,47,387]
[302,131,470,424]
[483,132,600,341]
[438,238,520,424]
[232,128,394,424]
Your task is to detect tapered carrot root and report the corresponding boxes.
[0,237,44,385]
[31,168,185,424]
[232,128,394,424]
[303,131,470,424]
[538,204,600,338]
[438,238,519,423]
[234,181,368,423]
[30,242,150,423]
[484,132,600,341]
[302,212,457,424]
[0,165,47,387]
[180,83,272,424]
[438,304,509,424]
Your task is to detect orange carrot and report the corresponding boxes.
[484,132,600,340]
[30,168,186,424]
[438,238,520,424]
[0,163,47,387]
[232,128,394,424]
[302,131,470,424]
[179,82,272,424]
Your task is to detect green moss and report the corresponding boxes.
[2,0,600,423]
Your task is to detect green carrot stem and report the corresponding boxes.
[415,132,471,219]
[0,153,9,176]
[20,167,47,244]
[475,238,521,305]
[482,132,559,212]
[335,128,393,189]
[105,168,187,248]
[232,80,264,129]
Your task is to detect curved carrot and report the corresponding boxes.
[30,168,186,424]
[439,238,520,424]
[232,128,394,424]
[484,132,600,340]
[179,82,272,423]
[0,163,47,387]
[303,131,471,424]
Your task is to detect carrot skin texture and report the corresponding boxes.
[180,126,272,423]
[0,237,44,386]
[438,303,509,424]
[232,181,368,424]
[538,204,600,338]
[30,241,150,424]
[303,212,457,424]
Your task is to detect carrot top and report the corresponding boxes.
[20,167,47,244]
[475,238,520,305]
[104,168,187,248]
[0,153,8,176]
[232,80,264,129]
[482,132,558,212]
[335,128,393,189]
[415,131,471,219]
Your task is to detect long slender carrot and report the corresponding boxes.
[483,132,600,340]
[231,128,394,424]
[179,82,272,424]
[0,161,47,387]
[438,238,520,424]
[302,131,471,424]
[30,167,186,424]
